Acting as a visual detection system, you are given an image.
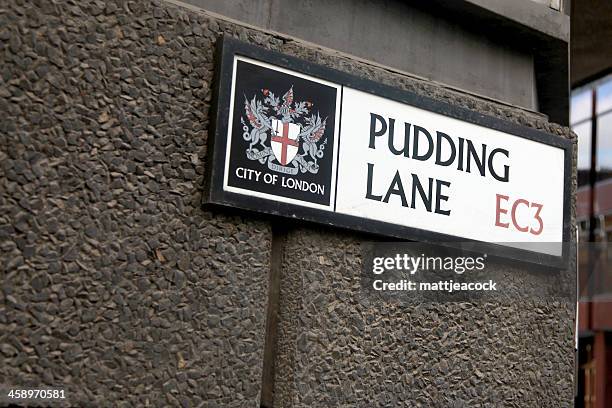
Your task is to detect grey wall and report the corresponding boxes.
[183,0,538,111]
[0,0,576,407]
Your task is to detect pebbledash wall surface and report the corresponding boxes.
[0,0,577,407]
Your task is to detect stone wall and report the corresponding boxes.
[0,0,576,407]
[0,1,272,406]
[274,228,576,407]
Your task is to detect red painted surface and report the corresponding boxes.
[578,179,612,219]
[595,332,607,408]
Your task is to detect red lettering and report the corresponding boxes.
[530,202,544,236]
[495,195,544,235]
[495,194,509,228]
[511,199,530,232]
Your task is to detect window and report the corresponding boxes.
[571,89,592,124]
[574,121,592,171]
[597,112,612,171]
[572,74,612,243]
[597,77,612,114]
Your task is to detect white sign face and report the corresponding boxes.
[209,38,571,263]
[335,88,566,254]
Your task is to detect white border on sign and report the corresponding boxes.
[222,56,342,211]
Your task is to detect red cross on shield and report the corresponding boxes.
[271,119,300,166]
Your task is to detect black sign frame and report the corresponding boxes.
[204,35,573,269]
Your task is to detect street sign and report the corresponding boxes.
[205,36,572,267]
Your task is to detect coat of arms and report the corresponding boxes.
[240,86,328,175]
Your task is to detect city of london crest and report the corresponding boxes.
[240,86,328,175]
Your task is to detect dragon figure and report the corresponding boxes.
[242,95,271,151]
[297,113,327,168]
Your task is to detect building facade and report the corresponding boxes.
[572,1,612,406]
[1,0,576,406]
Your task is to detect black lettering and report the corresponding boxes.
[410,174,433,211]
[412,126,434,161]
[435,131,456,166]
[466,140,486,176]
[369,113,387,149]
[488,148,510,182]
[387,121,411,156]
[457,137,465,171]
[383,171,408,207]
[365,163,383,201]
[435,180,451,216]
